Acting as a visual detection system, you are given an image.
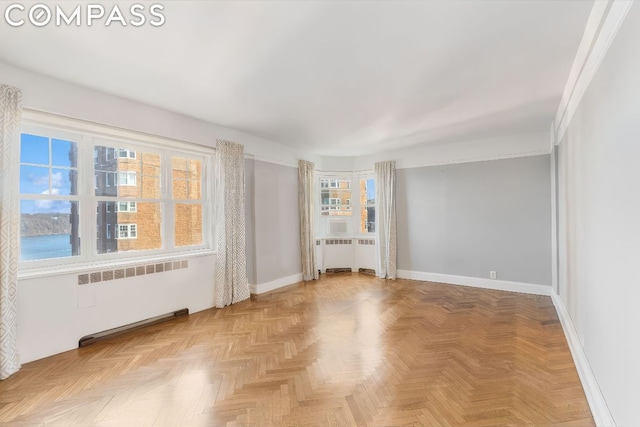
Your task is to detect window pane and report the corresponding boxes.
[96,202,161,254]
[20,200,80,261]
[20,165,49,194]
[189,180,201,200]
[141,175,161,199]
[52,139,77,168]
[20,134,49,165]
[173,180,188,199]
[52,168,77,196]
[360,178,375,233]
[172,157,202,201]
[175,204,202,247]
[320,179,352,216]
[94,147,160,199]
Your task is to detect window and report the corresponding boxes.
[19,114,213,270]
[19,133,80,261]
[118,171,136,186]
[96,146,160,253]
[172,157,203,247]
[317,173,374,237]
[117,149,136,159]
[104,172,115,187]
[118,201,136,212]
[117,224,137,239]
[320,178,352,216]
[360,177,375,233]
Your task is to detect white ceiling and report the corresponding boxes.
[0,1,593,156]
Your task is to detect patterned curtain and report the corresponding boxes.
[0,85,22,379]
[375,161,397,279]
[298,160,318,281]
[214,140,250,307]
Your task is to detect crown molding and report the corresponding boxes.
[555,0,634,144]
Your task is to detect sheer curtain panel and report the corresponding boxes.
[298,160,318,281]
[214,140,250,307]
[0,84,22,379]
[375,160,397,279]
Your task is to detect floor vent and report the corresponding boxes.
[325,239,353,245]
[325,267,353,273]
[78,308,189,348]
[359,268,376,276]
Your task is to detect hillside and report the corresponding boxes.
[21,214,72,237]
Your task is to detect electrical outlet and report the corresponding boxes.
[489,271,497,279]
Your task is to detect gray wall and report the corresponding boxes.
[245,158,257,285]
[556,5,640,425]
[253,161,301,284]
[396,155,551,285]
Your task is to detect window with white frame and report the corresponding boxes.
[19,115,213,269]
[317,173,375,236]
[117,149,136,159]
[118,171,136,186]
[360,176,375,233]
[19,133,80,261]
[117,201,137,212]
[117,224,137,239]
[320,177,352,215]
[172,157,204,247]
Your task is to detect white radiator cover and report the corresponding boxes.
[317,238,376,272]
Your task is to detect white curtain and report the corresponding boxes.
[298,160,318,281]
[0,84,22,379]
[375,160,397,279]
[214,140,250,307]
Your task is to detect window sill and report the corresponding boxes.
[18,249,216,280]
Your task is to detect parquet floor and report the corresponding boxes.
[0,273,593,426]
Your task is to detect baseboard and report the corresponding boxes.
[249,273,303,295]
[396,270,552,296]
[551,293,615,427]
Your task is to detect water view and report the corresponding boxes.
[21,234,72,261]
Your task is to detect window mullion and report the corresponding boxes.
[83,135,97,260]
[163,149,174,251]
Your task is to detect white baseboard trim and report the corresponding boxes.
[396,270,552,296]
[551,293,616,427]
[249,273,304,295]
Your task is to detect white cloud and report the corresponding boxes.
[34,188,64,212]
[51,172,64,188]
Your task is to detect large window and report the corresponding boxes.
[19,116,213,269]
[320,178,352,215]
[19,133,80,261]
[317,173,375,236]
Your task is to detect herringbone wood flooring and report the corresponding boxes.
[0,274,593,426]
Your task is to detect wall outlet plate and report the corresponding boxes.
[490,271,497,279]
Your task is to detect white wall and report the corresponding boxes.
[556,4,640,425]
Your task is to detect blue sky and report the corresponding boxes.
[20,134,76,214]
[366,178,375,200]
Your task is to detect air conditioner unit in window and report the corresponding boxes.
[328,219,348,235]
